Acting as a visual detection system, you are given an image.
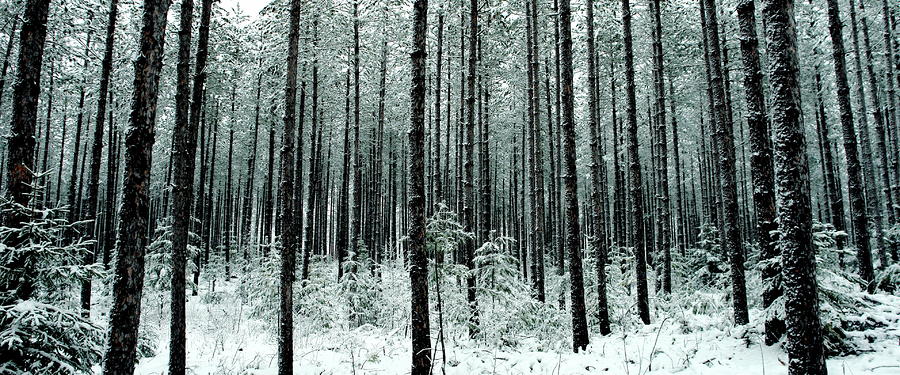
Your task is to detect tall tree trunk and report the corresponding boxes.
[860,0,897,224]
[83,0,119,314]
[102,0,171,372]
[1,0,50,306]
[560,0,589,352]
[242,70,262,248]
[103,97,119,268]
[761,0,828,372]
[736,0,782,345]
[351,0,363,264]
[409,0,432,372]
[585,0,610,336]
[825,0,875,288]
[434,13,444,207]
[847,0,887,269]
[168,0,210,369]
[621,0,650,326]
[168,0,194,371]
[277,0,302,371]
[702,0,748,325]
[464,0,480,338]
[338,70,351,279]
[650,0,671,294]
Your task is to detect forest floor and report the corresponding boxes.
[92,260,900,375]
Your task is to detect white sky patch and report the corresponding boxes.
[219,0,271,17]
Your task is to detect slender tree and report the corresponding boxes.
[825,0,874,288]
[621,0,650,325]
[585,0,610,335]
[762,0,828,372]
[1,0,51,305]
[736,0,782,344]
[702,0,748,325]
[167,0,194,372]
[102,0,172,372]
[409,0,432,372]
[561,0,589,351]
[464,0,480,338]
[277,0,302,371]
[649,0,672,295]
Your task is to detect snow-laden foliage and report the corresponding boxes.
[0,199,104,374]
[146,216,202,293]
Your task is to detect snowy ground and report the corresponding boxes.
[93,262,900,375]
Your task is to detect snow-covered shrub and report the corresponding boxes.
[875,264,900,293]
[682,223,729,290]
[0,300,104,374]
[0,199,104,373]
[145,216,202,293]
[474,235,568,349]
[339,256,381,328]
[238,245,281,323]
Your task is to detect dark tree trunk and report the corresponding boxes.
[338,71,351,279]
[102,0,171,372]
[622,0,650,326]
[650,0,671,294]
[702,0,748,325]
[168,0,195,371]
[560,0,589,352]
[825,0,875,287]
[761,0,828,372]
[736,0,782,345]
[302,19,320,280]
[464,0,480,338]
[1,0,50,305]
[351,0,363,264]
[409,0,432,372]
[847,0,887,269]
[103,98,119,268]
[277,0,302,372]
[83,0,119,314]
[585,0,610,336]
[168,0,210,369]
[242,70,262,248]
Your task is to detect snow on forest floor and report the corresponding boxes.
[99,264,900,375]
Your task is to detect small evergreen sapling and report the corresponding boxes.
[0,196,104,373]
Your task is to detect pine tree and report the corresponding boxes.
[585,0,610,336]
[701,0,748,325]
[409,0,432,372]
[621,0,650,325]
[560,0,589,352]
[1,0,51,305]
[736,0,782,345]
[102,0,172,372]
[762,0,828,372]
[277,0,302,371]
[825,0,875,288]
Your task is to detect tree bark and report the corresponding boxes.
[585,0,610,336]
[761,0,828,372]
[1,0,50,305]
[277,0,302,371]
[825,0,875,288]
[409,0,432,372]
[621,0,650,326]
[736,0,782,345]
[560,0,589,352]
[102,0,172,372]
[702,0,748,325]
